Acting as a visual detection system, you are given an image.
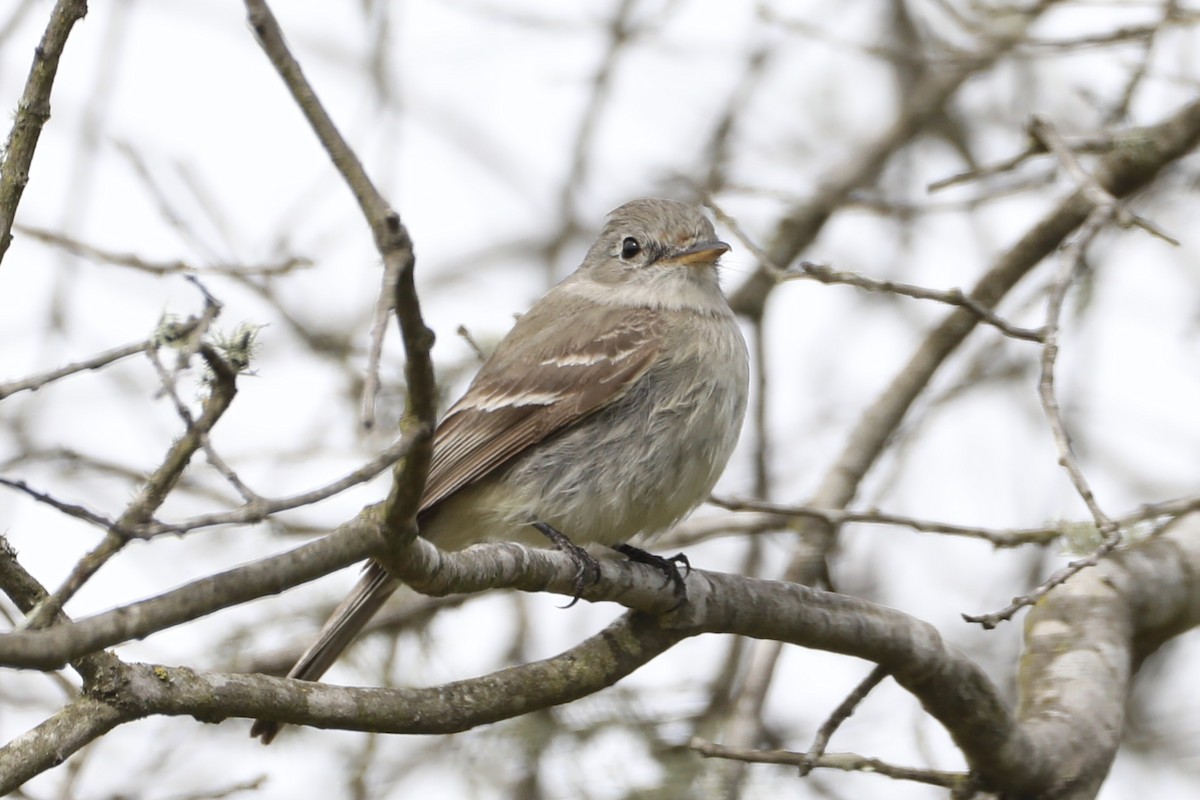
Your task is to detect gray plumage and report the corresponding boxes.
[251,198,748,743]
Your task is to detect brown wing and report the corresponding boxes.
[419,299,663,513]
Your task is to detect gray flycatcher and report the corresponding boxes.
[251,198,748,743]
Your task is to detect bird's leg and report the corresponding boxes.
[532,521,601,607]
[614,543,689,602]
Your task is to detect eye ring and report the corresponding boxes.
[620,237,641,260]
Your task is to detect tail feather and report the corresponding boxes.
[250,561,400,744]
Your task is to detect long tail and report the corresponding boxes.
[250,560,399,744]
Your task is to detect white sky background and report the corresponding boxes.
[3,1,1200,798]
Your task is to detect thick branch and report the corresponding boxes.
[0,696,129,792]
[0,535,122,686]
[1016,516,1200,799]
[8,517,1200,798]
[141,610,682,738]
[2,535,1033,792]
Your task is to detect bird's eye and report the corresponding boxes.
[620,237,641,260]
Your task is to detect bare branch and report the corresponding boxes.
[691,737,966,790]
[0,339,151,400]
[728,1,1056,320]
[15,223,313,276]
[243,0,436,546]
[23,346,239,628]
[0,510,384,670]
[0,541,1033,792]
[784,92,1200,585]
[799,665,890,776]
[0,696,129,792]
[0,478,117,530]
[711,496,1062,548]
[0,533,127,689]
[709,201,1045,342]
[0,0,88,265]
[131,435,416,537]
[1013,514,1200,794]
[1028,115,1178,245]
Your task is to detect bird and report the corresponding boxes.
[251,197,748,743]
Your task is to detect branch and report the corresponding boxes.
[14,223,313,276]
[23,346,239,628]
[1027,115,1177,244]
[0,436,412,543]
[0,478,117,530]
[0,696,129,793]
[20,515,1198,799]
[0,510,384,669]
[0,0,88,265]
[690,738,966,790]
[125,435,416,537]
[964,113,1187,628]
[727,1,1055,320]
[712,496,1062,548]
[0,534,126,688]
[145,609,683,740]
[709,201,1044,343]
[783,92,1200,585]
[0,339,151,400]
[1015,514,1200,796]
[799,664,889,775]
[1,546,1032,792]
[243,0,436,544]
[381,208,435,539]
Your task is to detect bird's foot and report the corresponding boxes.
[533,522,601,608]
[614,544,689,605]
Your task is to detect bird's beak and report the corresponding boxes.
[666,240,731,266]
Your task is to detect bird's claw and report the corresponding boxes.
[614,543,690,605]
[532,522,601,608]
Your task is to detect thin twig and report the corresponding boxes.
[1036,209,1120,537]
[690,737,966,790]
[1020,17,1199,52]
[711,496,1061,548]
[15,224,312,276]
[1103,0,1176,125]
[928,140,1046,191]
[146,345,257,504]
[708,201,1044,342]
[361,262,393,430]
[2,436,413,540]
[928,130,1135,193]
[0,339,152,400]
[455,325,487,362]
[800,665,889,776]
[132,435,415,537]
[0,479,117,530]
[145,282,258,504]
[1027,115,1178,245]
[965,204,1123,629]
